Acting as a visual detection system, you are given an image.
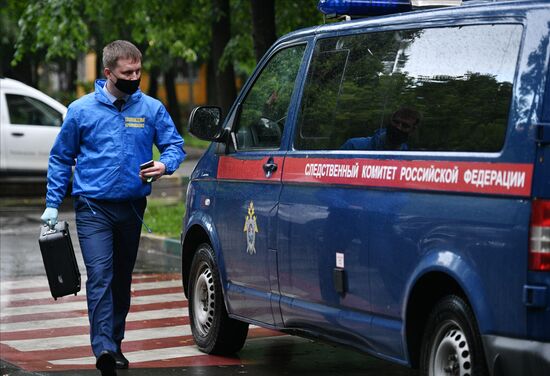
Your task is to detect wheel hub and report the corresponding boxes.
[432,327,472,376]
[193,265,215,337]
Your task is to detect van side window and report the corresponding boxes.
[235,45,306,150]
[295,24,522,152]
[6,94,63,127]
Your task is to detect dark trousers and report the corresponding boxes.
[74,196,146,357]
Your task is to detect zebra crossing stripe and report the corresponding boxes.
[0,307,187,332]
[2,287,185,309]
[1,293,186,317]
[0,279,183,302]
[0,273,179,293]
[3,325,194,351]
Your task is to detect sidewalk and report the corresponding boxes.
[148,146,202,199]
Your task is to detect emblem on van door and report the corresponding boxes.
[243,201,259,255]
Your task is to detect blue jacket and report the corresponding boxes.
[340,128,408,151]
[46,79,185,208]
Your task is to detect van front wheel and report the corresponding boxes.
[188,243,249,354]
[420,295,488,376]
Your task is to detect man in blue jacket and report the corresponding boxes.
[40,40,185,376]
[341,107,421,151]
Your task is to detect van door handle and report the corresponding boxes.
[11,132,24,137]
[263,158,278,178]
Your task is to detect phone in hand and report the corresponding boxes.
[140,160,154,170]
[140,160,155,183]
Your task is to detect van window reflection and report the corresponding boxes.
[295,24,521,152]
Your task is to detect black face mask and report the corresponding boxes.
[111,73,141,95]
[386,125,409,146]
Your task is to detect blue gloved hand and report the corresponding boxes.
[41,207,58,228]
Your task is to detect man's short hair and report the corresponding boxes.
[102,40,142,70]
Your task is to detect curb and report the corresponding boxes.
[139,233,181,256]
[22,210,182,258]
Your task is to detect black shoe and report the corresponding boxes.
[114,351,129,369]
[96,350,117,376]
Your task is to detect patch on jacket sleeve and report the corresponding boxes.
[125,117,145,128]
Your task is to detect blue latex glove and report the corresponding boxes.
[41,207,58,228]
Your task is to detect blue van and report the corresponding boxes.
[181,1,550,375]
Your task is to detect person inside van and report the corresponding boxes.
[341,107,421,151]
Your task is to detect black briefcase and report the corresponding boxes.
[38,221,81,300]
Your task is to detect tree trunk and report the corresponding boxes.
[95,46,103,80]
[206,58,217,105]
[31,60,39,87]
[0,44,34,85]
[68,59,77,92]
[148,66,160,98]
[8,58,34,86]
[211,0,236,116]
[187,61,195,111]
[250,0,276,62]
[164,67,182,133]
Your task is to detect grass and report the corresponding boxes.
[0,196,185,239]
[143,198,186,238]
[183,129,211,148]
[152,129,209,161]
[0,197,45,207]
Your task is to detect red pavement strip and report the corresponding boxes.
[3,286,185,308]
[0,273,283,372]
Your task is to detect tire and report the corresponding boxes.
[420,295,488,376]
[188,243,249,354]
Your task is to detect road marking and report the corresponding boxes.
[3,325,193,351]
[0,273,281,372]
[51,345,206,365]
[0,293,186,317]
[0,279,183,302]
[0,307,188,332]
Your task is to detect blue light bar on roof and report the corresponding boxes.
[318,0,413,16]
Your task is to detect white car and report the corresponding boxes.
[0,78,67,174]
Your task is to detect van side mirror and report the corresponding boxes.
[188,106,225,142]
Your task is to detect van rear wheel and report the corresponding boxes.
[420,295,488,376]
[188,243,249,355]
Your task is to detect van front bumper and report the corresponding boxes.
[483,335,550,376]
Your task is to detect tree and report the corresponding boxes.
[6,0,324,122]
[250,0,276,62]
[0,0,39,85]
[211,0,237,114]
[129,0,203,131]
